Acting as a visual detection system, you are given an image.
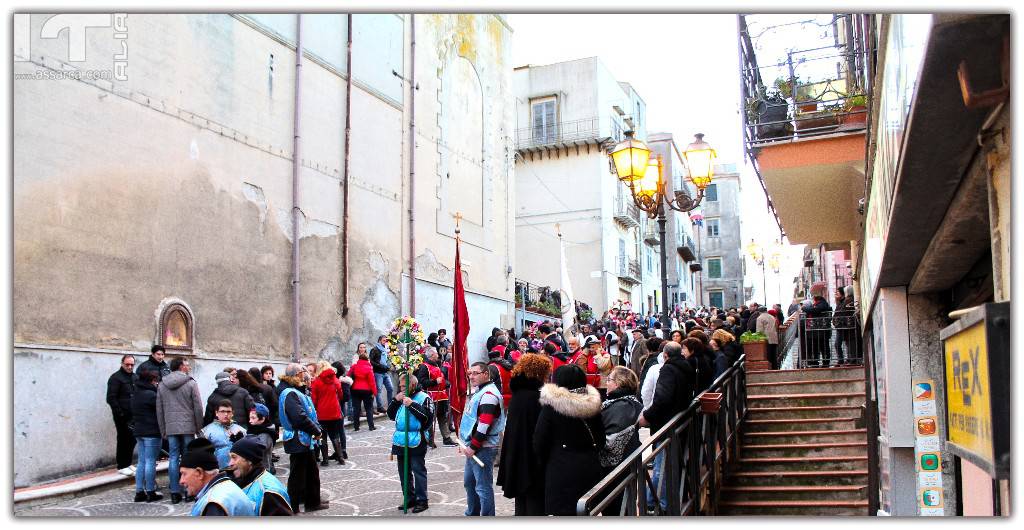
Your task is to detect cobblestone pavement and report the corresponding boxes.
[16,419,514,517]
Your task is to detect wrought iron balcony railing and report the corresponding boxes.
[739,14,875,147]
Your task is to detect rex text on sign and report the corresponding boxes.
[950,346,983,407]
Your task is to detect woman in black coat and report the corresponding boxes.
[130,370,162,502]
[599,366,643,516]
[496,354,552,516]
[533,364,606,516]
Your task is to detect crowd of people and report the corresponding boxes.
[105,302,807,517]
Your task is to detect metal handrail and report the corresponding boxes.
[577,354,748,516]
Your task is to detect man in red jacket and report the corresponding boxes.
[486,349,513,409]
[414,348,454,448]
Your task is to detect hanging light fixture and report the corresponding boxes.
[609,130,651,184]
[683,133,717,190]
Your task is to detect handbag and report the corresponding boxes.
[599,425,635,468]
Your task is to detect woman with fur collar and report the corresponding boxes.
[532,364,606,516]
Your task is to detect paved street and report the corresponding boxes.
[16,419,513,517]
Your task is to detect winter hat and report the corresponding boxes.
[180,438,219,471]
[230,435,266,464]
[253,403,270,419]
[214,371,231,383]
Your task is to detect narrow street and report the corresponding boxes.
[16,423,513,517]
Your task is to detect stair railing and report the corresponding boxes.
[576,354,748,516]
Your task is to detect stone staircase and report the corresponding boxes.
[719,366,869,516]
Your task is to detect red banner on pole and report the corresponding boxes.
[449,238,470,434]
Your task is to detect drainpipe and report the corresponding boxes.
[291,14,303,362]
[407,14,416,317]
[341,14,353,318]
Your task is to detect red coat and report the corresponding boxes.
[488,360,513,409]
[311,369,343,420]
[347,359,378,395]
[425,362,448,401]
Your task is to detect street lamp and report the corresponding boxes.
[608,132,718,330]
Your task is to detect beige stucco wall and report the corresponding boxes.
[13,12,513,486]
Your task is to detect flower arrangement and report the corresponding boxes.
[527,321,542,339]
[390,352,425,373]
[385,316,427,371]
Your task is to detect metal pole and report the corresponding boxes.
[658,209,671,331]
[407,14,416,318]
[762,260,767,306]
[290,14,303,362]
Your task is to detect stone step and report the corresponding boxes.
[726,469,869,487]
[746,378,865,396]
[744,416,861,432]
[743,428,867,445]
[747,405,864,420]
[746,366,864,384]
[718,499,868,516]
[742,441,868,458]
[747,392,866,408]
[738,456,868,472]
[720,485,868,502]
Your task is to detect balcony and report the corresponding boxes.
[515,116,624,158]
[617,255,641,284]
[643,223,660,245]
[738,14,872,246]
[613,194,641,228]
[677,232,697,262]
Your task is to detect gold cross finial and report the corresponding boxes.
[454,212,462,235]
[555,223,562,238]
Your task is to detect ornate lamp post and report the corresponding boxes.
[608,132,717,330]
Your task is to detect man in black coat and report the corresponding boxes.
[638,341,696,432]
[136,345,171,381]
[204,372,255,427]
[107,354,138,474]
[803,295,833,367]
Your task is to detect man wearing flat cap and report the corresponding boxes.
[179,438,255,516]
[228,435,293,516]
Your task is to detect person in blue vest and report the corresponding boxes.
[228,435,293,516]
[178,438,255,516]
[459,362,507,516]
[277,363,329,513]
[387,372,434,513]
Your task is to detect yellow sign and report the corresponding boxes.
[943,322,993,462]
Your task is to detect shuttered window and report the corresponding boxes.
[532,98,557,143]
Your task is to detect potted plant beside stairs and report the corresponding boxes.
[739,331,772,371]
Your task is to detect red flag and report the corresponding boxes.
[449,238,471,434]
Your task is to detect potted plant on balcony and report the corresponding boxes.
[739,331,771,370]
[839,93,868,128]
[748,82,793,140]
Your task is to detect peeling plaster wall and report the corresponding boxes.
[410,14,515,326]
[11,14,402,484]
[907,293,958,515]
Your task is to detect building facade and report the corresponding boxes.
[740,12,1010,516]
[513,57,649,317]
[698,164,744,309]
[13,13,514,486]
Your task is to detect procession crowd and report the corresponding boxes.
[104,299,812,517]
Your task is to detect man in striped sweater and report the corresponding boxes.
[458,362,506,516]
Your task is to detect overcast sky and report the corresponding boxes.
[508,13,806,305]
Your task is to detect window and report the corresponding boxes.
[531,97,557,143]
[709,290,724,309]
[647,250,653,272]
[706,183,719,202]
[707,257,723,279]
[706,218,720,237]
